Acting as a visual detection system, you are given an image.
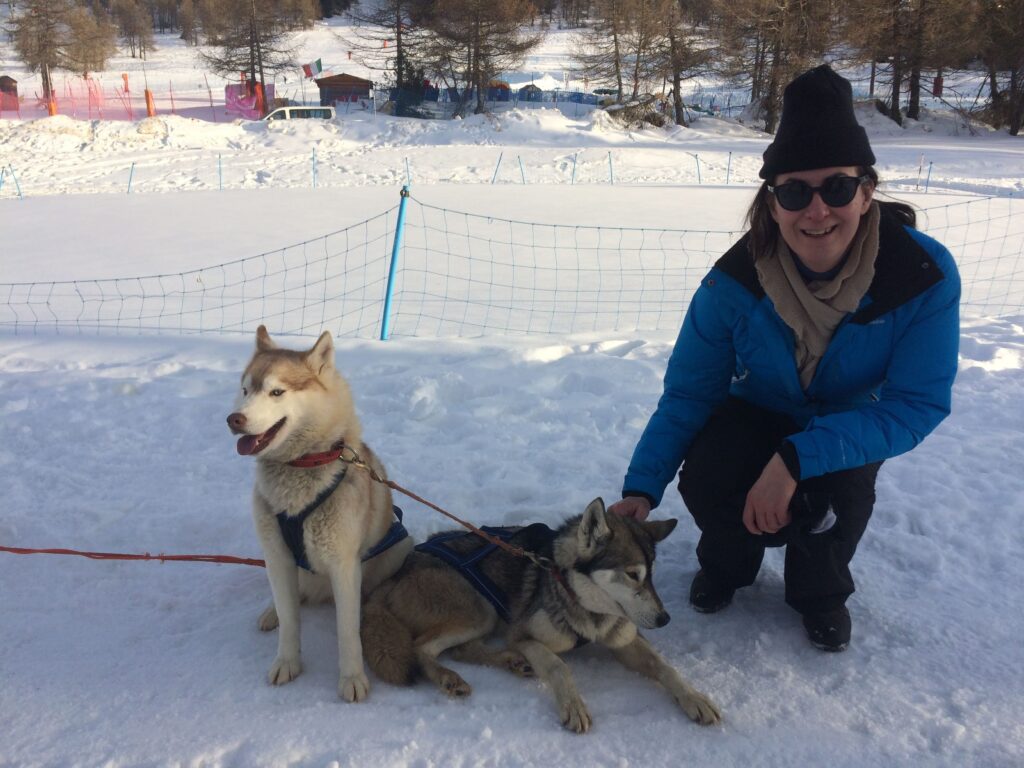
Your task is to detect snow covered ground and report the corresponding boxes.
[2,102,1023,200]
[2,22,1024,768]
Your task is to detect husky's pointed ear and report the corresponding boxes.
[578,497,611,554]
[644,518,678,543]
[307,331,335,375]
[255,325,276,352]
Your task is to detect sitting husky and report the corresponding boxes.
[361,498,721,732]
[227,326,413,702]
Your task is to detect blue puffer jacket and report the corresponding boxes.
[623,209,961,508]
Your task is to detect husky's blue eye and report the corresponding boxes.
[270,389,285,397]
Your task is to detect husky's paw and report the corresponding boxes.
[268,655,302,685]
[258,604,279,632]
[559,695,592,734]
[439,670,472,698]
[339,672,370,703]
[500,651,534,678]
[676,690,722,726]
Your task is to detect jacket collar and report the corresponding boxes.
[715,208,945,322]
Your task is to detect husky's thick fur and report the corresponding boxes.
[227,326,413,702]
[361,498,721,732]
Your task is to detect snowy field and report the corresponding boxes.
[2,22,1024,768]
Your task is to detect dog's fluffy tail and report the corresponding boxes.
[361,592,417,686]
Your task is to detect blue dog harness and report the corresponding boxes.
[275,467,409,572]
[415,526,531,622]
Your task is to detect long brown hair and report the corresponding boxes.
[744,167,916,260]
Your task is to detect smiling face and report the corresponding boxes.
[769,165,874,272]
[226,327,359,462]
[228,355,321,457]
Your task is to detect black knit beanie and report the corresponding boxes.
[759,65,875,180]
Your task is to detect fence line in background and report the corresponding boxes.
[1,192,1021,340]
[0,74,733,123]
[0,146,999,198]
[0,75,964,125]
[1,208,398,338]
[0,148,751,197]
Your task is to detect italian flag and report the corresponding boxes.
[302,59,323,79]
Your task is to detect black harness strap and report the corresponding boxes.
[276,468,348,572]
[275,468,410,573]
[362,507,409,561]
[415,524,562,622]
[415,527,521,622]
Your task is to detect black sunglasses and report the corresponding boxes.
[768,174,871,211]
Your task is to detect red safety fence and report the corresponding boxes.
[0,73,328,123]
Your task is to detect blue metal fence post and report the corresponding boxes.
[312,147,318,189]
[608,151,614,184]
[571,151,578,185]
[380,186,411,341]
[726,151,732,185]
[694,153,702,184]
[518,155,526,184]
[127,162,136,194]
[0,166,5,195]
[8,166,22,199]
[491,152,503,184]
[218,154,223,190]
[925,162,933,193]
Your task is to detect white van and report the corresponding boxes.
[263,106,336,121]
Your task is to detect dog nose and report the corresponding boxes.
[227,412,247,433]
[655,611,671,628]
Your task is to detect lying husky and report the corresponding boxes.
[227,326,413,702]
[361,498,721,732]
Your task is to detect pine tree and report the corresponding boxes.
[148,0,180,33]
[342,0,432,116]
[559,0,590,28]
[621,0,665,99]
[63,5,119,77]
[841,0,972,124]
[180,0,199,45]
[425,0,542,116]
[278,0,319,29]
[974,0,1024,134]
[198,0,300,114]
[318,0,355,18]
[113,0,156,59]
[572,0,630,101]
[6,0,83,99]
[652,0,712,126]
[711,0,834,133]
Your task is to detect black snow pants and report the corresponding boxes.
[678,396,882,614]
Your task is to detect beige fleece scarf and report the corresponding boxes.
[755,202,880,390]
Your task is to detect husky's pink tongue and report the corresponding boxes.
[234,417,286,456]
[236,435,261,455]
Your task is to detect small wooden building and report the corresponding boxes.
[315,74,373,105]
[0,75,18,113]
[518,83,543,102]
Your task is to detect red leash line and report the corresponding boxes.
[0,545,265,567]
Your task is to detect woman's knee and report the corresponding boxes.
[679,399,797,520]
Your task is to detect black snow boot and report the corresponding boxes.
[689,570,735,614]
[802,606,852,652]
